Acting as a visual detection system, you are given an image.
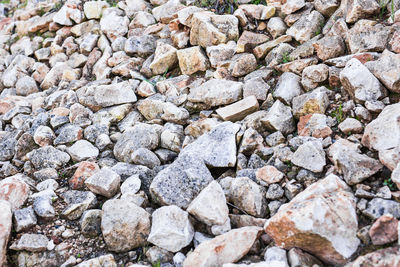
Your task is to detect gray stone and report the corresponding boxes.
[287,11,325,43]
[10,234,49,252]
[13,206,37,232]
[67,140,99,162]
[363,198,400,219]
[27,146,70,169]
[261,100,295,135]
[131,148,161,169]
[264,246,289,267]
[61,190,97,220]
[273,72,302,105]
[292,140,326,173]
[80,209,102,237]
[85,168,121,198]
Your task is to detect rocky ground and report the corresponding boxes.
[0,0,400,266]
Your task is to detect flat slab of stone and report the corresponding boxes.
[216,96,259,122]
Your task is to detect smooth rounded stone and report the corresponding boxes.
[292,87,330,118]
[27,146,70,169]
[80,209,102,237]
[301,64,329,90]
[85,168,121,198]
[190,11,239,48]
[183,226,263,267]
[340,58,387,103]
[291,140,326,173]
[368,214,398,245]
[15,76,38,96]
[54,124,83,145]
[288,248,323,267]
[177,46,210,75]
[265,174,360,265]
[187,181,229,226]
[0,200,11,267]
[100,8,129,41]
[33,194,55,219]
[188,79,243,108]
[229,53,257,77]
[328,139,382,185]
[10,233,49,252]
[33,126,56,147]
[76,254,117,267]
[264,246,289,267]
[148,205,194,252]
[363,198,400,220]
[0,175,30,211]
[120,191,148,208]
[67,140,99,162]
[83,1,109,19]
[256,165,285,184]
[287,11,325,43]
[338,118,363,134]
[267,17,287,39]
[273,72,302,105]
[360,247,400,267]
[61,190,97,220]
[261,100,295,135]
[113,123,162,163]
[150,42,178,75]
[69,161,100,190]
[13,206,37,232]
[36,179,59,192]
[227,177,267,218]
[120,175,141,195]
[102,199,150,252]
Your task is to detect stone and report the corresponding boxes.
[67,140,99,162]
[187,181,229,226]
[101,199,150,252]
[32,190,56,219]
[314,0,339,16]
[288,248,323,267]
[69,161,100,190]
[237,31,269,53]
[363,198,400,220]
[190,11,239,48]
[301,64,329,90]
[340,58,386,103]
[267,17,287,39]
[206,41,236,68]
[80,209,102,237]
[328,139,382,185]
[282,0,305,14]
[253,35,293,59]
[313,36,345,61]
[243,77,269,101]
[100,8,129,41]
[0,200,11,267]
[177,46,210,75]
[261,100,295,135]
[369,214,398,245]
[0,176,30,211]
[347,23,391,54]
[287,11,325,43]
[150,42,178,75]
[345,0,380,23]
[61,190,97,220]
[229,53,257,77]
[120,175,141,195]
[113,123,161,162]
[148,205,194,252]
[85,168,120,198]
[238,4,275,20]
[84,1,109,19]
[273,72,302,105]
[27,146,70,169]
[54,124,83,145]
[125,35,156,56]
[365,49,400,93]
[292,87,329,118]
[265,174,360,265]
[183,226,263,267]
[292,140,326,173]
[15,76,38,96]
[13,206,37,232]
[34,126,56,146]
[90,82,137,108]
[264,246,289,267]
[216,96,259,122]
[256,166,285,184]
[346,247,400,266]
[338,118,363,134]
[131,148,161,169]
[362,103,400,153]
[297,114,332,138]
[188,79,243,108]
[10,234,49,252]
[76,254,117,267]
[53,2,82,26]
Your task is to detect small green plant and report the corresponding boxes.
[330,104,345,124]
[76,253,81,259]
[152,261,161,267]
[162,67,169,79]
[281,51,292,64]
[251,0,267,4]
[193,0,238,14]
[106,0,118,7]
[384,178,396,190]
[390,0,395,21]
[379,0,387,19]
[0,0,10,4]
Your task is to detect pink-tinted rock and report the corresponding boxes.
[265,174,360,265]
[183,226,263,267]
[0,200,11,267]
[0,175,30,211]
[69,161,100,190]
[255,165,285,184]
[369,215,398,245]
[345,247,400,267]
